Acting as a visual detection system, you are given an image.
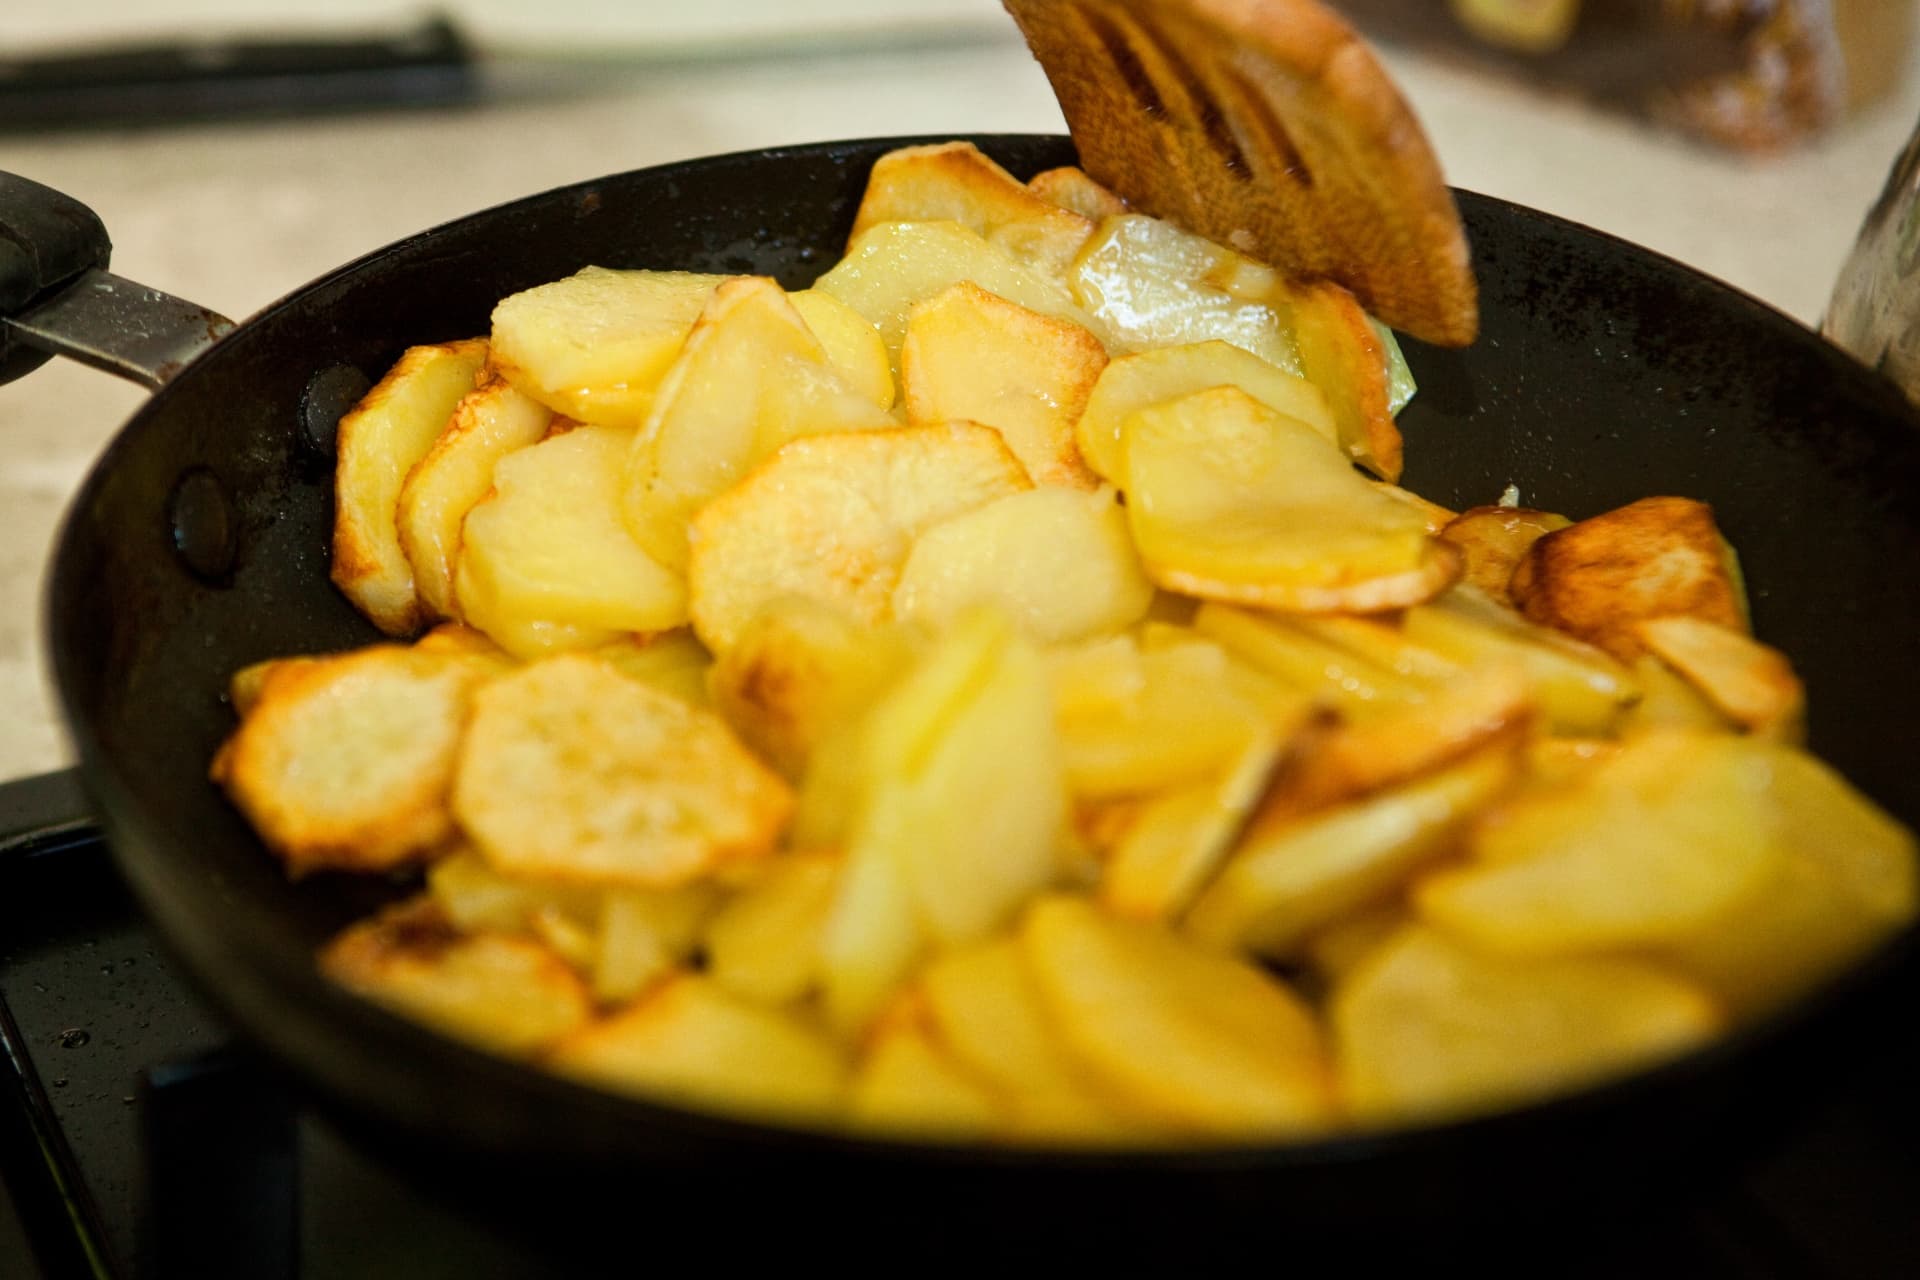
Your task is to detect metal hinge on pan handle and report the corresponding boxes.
[0,171,232,390]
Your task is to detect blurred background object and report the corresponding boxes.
[1825,116,1920,401]
[1333,0,1915,152]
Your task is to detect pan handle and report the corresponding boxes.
[0,768,99,862]
[0,170,233,391]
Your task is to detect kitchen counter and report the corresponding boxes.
[3,22,1918,783]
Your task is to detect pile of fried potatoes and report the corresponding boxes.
[214,142,1917,1144]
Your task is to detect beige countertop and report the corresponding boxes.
[3,24,1918,783]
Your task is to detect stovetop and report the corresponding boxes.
[3,769,1918,1279]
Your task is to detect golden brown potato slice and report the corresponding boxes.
[1027,165,1129,220]
[1074,340,1337,484]
[1050,631,1300,799]
[321,897,592,1057]
[788,289,895,410]
[1069,214,1301,367]
[1193,603,1434,719]
[1509,496,1749,660]
[332,338,488,635]
[1662,746,1917,1015]
[396,370,553,620]
[1439,505,1572,609]
[413,622,516,668]
[892,486,1153,645]
[426,847,602,936]
[214,645,490,876]
[814,221,1096,378]
[586,630,713,708]
[593,885,721,1004]
[685,422,1031,653]
[1417,733,1786,956]
[1373,482,1457,535]
[453,425,688,657]
[453,655,791,887]
[1333,927,1721,1125]
[1185,744,1520,958]
[919,936,1132,1140]
[704,850,842,1007]
[901,282,1105,489]
[227,655,321,717]
[1401,587,1638,737]
[707,599,920,779]
[1100,726,1291,924]
[1123,387,1458,612]
[1287,281,1405,482]
[1023,897,1334,1137]
[850,142,1096,277]
[549,974,846,1123]
[1621,653,1733,735]
[489,268,724,427]
[622,277,897,573]
[848,1022,1005,1138]
[1635,615,1804,741]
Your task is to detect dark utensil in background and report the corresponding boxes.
[0,135,1917,1260]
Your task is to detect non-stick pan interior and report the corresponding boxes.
[42,136,1920,1231]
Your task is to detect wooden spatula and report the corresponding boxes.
[1002,0,1478,348]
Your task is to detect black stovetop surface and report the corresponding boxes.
[3,772,1918,1279]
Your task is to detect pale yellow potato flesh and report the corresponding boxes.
[1333,927,1721,1125]
[550,975,846,1123]
[454,425,687,656]
[332,338,488,635]
[685,421,1030,654]
[848,1022,1006,1137]
[851,142,1096,278]
[489,267,723,427]
[1635,615,1804,740]
[397,371,553,620]
[1193,603,1434,720]
[1122,386,1457,612]
[703,850,841,1007]
[623,277,897,573]
[1026,165,1129,220]
[1074,339,1337,484]
[586,630,713,708]
[901,281,1105,489]
[788,288,895,409]
[892,486,1153,645]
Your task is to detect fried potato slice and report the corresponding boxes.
[1510,496,1749,660]
[549,974,846,1123]
[1023,897,1334,1137]
[704,850,842,1007]
[850,141,1096,278]
[214,645,490,876]
[396,370,553,619]
[454,425,688,657]
[1074,339,1337,484]
[708,598,920,779]
[1287,281,1405,481]
[1122,387,1458,612]
[1027,165,1129,220]
[1186,743,1521,958]
[814,220,1097,378]
[1101,725,1290,924]
[321,897,591,1057]
[594,884,722,1004]
[1439,505,1573,609]
[1418,733,1786,956]
[1333,927,1720,1125]
[788,288,896,410]
[901,282,1105,489]
[1621,653,1733,735]
[586,629,713,708]
[426,847,602,936]
[1193,603,1434,719]
[1635,615,1804,741]
[227,655,321,717]
[413,622,516,668]
[892,486,1153,645]
[849,1021,1006,1139]
[1299,898,1413,987]
[332,338,488,635]
[1402,586,1638,737]
[1050,631,1300,799]
[453,655,791,887]
[685,422,1031,653]
[1661,746,1917,1015]
[622,277,898,572]
[489,267,724,427]
[920,936,1132,1140]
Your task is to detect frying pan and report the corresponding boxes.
[2,134,1918,1259]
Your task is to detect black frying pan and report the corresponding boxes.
[3,135,1917,1260]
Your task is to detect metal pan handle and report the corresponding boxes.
[0,170,233,390]
[0,769,98,862]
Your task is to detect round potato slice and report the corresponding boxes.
[453,655,792,887]
[1021,897,1334,1137]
